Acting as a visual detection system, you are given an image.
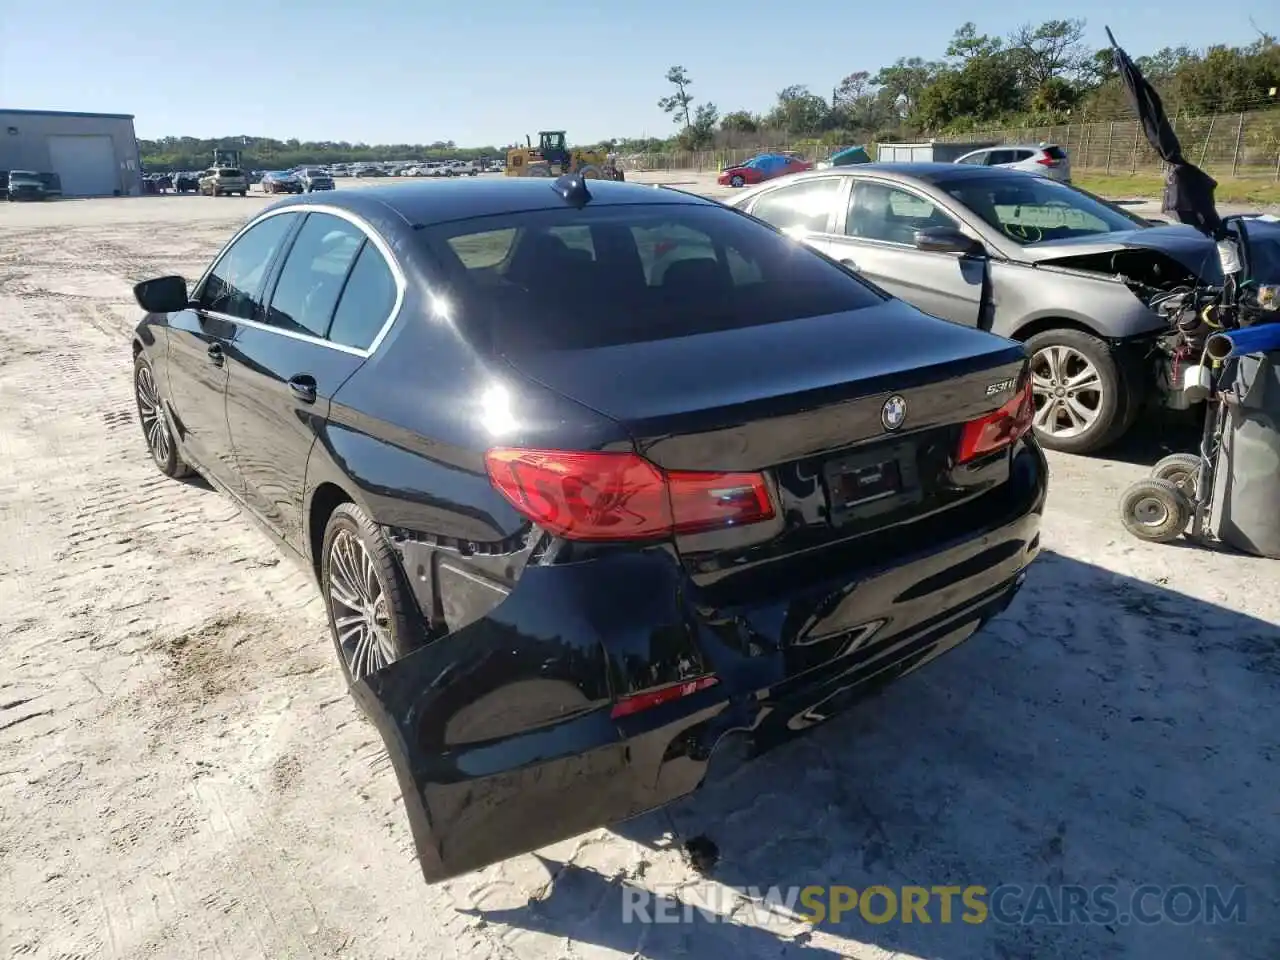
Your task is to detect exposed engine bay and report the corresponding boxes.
[1033,247,1210,411]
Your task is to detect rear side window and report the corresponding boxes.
[749,178,841,233]
[263,213,364,337]
[328,243,399,350]
[420,202,885,353]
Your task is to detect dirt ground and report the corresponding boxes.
[1,180,1278,960]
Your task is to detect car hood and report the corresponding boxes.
[1017,225,1223,276]
[1018,221,1280,283]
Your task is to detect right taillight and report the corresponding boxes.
[956,377,1035,464]
[484,448,775,541]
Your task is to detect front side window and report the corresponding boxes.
[198,213,298,320]
[749,178,842,234]
[420,202,885,354]
[263,212,365,337]
[937,175,1146,244]
[845,182,959,245]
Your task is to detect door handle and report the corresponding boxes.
[288,374,317,404]
[206,343,224,366]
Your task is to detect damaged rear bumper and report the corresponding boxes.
[353,443,1047,882]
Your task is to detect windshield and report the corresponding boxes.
[419,203,886,354]
[937,175,1146,244]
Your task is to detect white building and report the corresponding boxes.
[0,109,143,197]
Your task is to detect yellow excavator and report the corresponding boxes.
[505,131,622,180]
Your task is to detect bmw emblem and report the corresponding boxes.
[881,395,907,431]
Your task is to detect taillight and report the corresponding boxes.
[484,448,775,541]
[1036,156,1060,167]
[611,674,720,719]
[956,377,1035,464]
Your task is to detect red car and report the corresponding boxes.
[717,153,812,187]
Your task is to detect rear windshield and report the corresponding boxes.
[419,202,885,353]
[217,168,243,177]
[1043,146,1068,160]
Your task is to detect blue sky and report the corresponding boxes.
[1,0,1268,146]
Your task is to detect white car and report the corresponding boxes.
[953,144,1072,183]
[448,160,479,177]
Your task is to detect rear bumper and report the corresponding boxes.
[358,441,1047,881]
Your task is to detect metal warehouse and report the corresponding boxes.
[1,109,142,198]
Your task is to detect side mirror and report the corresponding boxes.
[914,226,985,257]
[133,275,189,313]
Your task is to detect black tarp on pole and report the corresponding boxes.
[1107,27,1222,238]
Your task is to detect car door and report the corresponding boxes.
[167,211,300,491]
[817,178,986,327]
[222,210,400,552]
[744,176,847,246]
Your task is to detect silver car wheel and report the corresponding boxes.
[327,529,395,680]
[135,365,172,465]
[1030,345,1103,439]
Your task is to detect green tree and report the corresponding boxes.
[658,66,695,129]
[765,85,832,136]
[679,103,720,149]
[720,111,759,134]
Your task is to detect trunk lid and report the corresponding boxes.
[501,301,1029,591]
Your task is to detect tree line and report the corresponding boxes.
[139,20,1279,170]
[641,20,1280,152]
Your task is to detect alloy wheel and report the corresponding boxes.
[1030,345,1103,439]
[327,529,395,680]
[135,365,172,466]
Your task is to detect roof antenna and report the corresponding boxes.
[552,171,592,208]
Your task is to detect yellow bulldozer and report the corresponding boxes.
[505,131,622,180]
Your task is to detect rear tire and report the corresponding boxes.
[1119,478,1191,543]
[1025,328,1123,455]
[320,502,422,686]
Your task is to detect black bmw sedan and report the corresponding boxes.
[130,175,1047,883]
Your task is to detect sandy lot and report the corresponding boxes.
[1,180,1278,960]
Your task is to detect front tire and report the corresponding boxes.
[730,174,745,187]
[133,353,190,479]
[320,502,421,685]
[1025,328,1123,454]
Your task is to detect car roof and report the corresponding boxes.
[287,178,714,227]
[803,162,1025,183]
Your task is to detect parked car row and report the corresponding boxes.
[2,170,63,201]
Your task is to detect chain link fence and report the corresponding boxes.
[622,109,1280,180]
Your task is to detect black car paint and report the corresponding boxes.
[134,179,1046,883]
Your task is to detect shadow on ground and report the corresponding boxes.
[468,551,1279,960]
[1099,413,1206,469]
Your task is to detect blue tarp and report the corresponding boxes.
[742,154,791,174]
[830,145,871,166]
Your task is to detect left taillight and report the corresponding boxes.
[483,448,775,542]
[1036,156,1060,167]
[956,376,1035,464]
